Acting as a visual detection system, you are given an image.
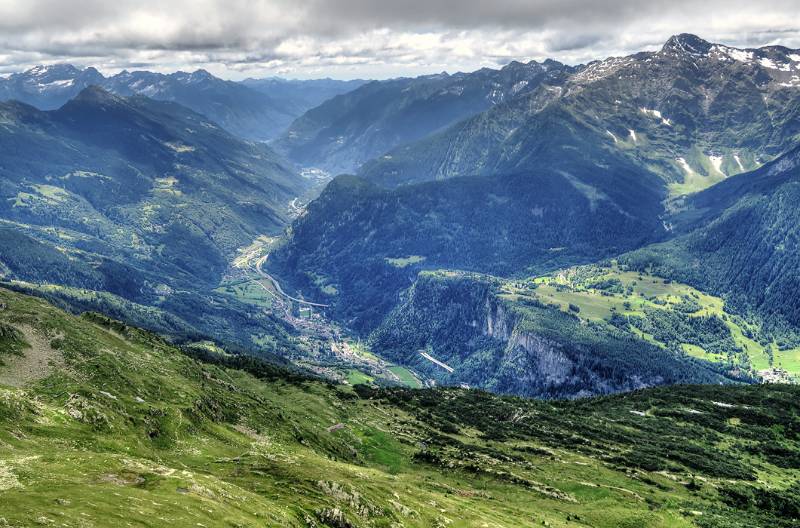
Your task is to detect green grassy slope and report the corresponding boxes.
[515,262,797,380]
[2,288,798,527]
[620,145,800,356]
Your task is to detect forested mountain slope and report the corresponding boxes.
[274,59,577,174]
[270,157,665,330]
[622,143,800,342]
[0,87,307,352]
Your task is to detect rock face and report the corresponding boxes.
[370,272,730,398]
[484,298,573,389]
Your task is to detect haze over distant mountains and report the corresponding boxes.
[2,34,800,399]
[273,59,578,174]
[0,64,365,141]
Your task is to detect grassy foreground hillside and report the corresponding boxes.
[1,287,799,527]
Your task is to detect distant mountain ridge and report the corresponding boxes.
[274,59,578,174]
[362,33,800,189]
[0,64,104,110]
[241,76,367,115]
[0,65,367,140]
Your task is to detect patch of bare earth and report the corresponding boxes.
[0,326,64,387]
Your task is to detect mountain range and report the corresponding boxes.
[274,59,577,174]
[268,34,800,395]
[0,85,307,354]
[273,34,800,318]
[0,64,365,141]
[3,34,800,398]
[3,31,800,526]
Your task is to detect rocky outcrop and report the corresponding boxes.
[371,272,733,398]
[485,297,573,386]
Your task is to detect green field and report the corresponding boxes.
[388,365,422,388]
[341,341,423,388]
[215,278,276,308]
[345,368,374,385]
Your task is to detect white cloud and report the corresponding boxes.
[0,0,798,79]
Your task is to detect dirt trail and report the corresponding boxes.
[0,325,65,387]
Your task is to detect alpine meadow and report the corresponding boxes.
[1,2,800,527]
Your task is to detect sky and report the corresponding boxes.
[0,0,799,80]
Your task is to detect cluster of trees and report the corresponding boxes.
[0,321,24,362]
[358,382,800,510]
[616,307,739,357]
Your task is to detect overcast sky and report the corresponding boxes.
[0,0,799,80]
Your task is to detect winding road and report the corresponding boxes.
[253,255,329,308]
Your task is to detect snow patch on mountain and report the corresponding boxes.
[708,44,760,64]
[676,157,695,175]
[573,56,636,84]
[709,155,725,176]
[38,79,74,89]
[511,80,529,94]
[639,107,672,126]
[758,57,791,71]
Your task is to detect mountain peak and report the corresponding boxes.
[71,85,124,105]
[661,34,713,55]
[24,63,81,77]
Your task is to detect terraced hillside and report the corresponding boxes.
[1,288,799,527]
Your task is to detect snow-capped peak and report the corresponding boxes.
[661,34,713,56]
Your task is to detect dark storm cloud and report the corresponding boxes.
[0,0,798,78]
